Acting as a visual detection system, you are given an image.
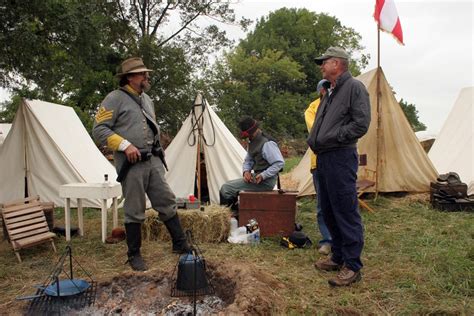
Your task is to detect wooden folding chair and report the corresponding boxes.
[1,196,56,262]
[356,168,376,213]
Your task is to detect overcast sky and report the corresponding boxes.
[1,0,472,133]
[220,0,473,133]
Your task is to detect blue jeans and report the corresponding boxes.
[317,147,364,272]
[311,168,332,246]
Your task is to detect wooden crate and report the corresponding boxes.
[239,191,297,237]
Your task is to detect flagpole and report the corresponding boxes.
[375,25,381,197]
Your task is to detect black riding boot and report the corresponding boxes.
[164,214,192,254]
[125,223,147,271]
[220,192,239,217]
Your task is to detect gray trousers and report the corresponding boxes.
[220,176,277,201]
[122,156,176,223]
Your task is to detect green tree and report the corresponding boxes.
[0,0,248,133]
[209,48,307,138]
[240,8,369,95]
[399,98,426,132]
[209,8,368,138]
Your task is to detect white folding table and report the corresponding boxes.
[59,183,122,243]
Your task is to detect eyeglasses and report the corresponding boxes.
[322,58,335,66]
[135,72,150,79]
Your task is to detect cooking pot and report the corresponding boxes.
[176,253,208,292]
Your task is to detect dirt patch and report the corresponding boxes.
[207,260,286,315]
[21,260,285,315]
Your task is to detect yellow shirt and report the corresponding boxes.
[304,98,321,170]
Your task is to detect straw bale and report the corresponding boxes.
[279,173,299,191]
[143,205,232,243]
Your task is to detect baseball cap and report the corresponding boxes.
[314,47,350,65]
[317,79,329,93]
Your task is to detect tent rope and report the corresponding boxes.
[187,96,216,147]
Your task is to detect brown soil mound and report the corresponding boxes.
[208,260,286,315]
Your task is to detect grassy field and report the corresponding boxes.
[0,193,472,314]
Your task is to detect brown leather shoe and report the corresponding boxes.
[314,257,342,271]
[318,244,331,255]
[328,266,361,286]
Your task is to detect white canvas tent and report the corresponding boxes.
[0,123,12,146]
[415,130,437,143]
[0,99,118,207]
[429,87,473,196]
[165,94,246,204]
[290,68,438,196]
[415,130,437,153]
[288,149,314,196]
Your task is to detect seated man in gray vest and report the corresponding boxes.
[219,116,284,213]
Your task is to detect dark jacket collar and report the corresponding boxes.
[334,71,352,89]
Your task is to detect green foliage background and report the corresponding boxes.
[0,2,426,139]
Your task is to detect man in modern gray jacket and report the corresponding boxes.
[93,57,190,271]
[307,47,371,286]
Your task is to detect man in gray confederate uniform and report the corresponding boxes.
[93,57,190,271]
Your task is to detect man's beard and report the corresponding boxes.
[141,81,151,93]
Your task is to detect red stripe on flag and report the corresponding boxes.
[374,0,385,23]
[392,19,404,45]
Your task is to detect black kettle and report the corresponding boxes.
[176,253,208,292]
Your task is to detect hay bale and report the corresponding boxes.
[143,205,231,243]
[279,173,299,191]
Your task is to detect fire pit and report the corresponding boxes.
[18,246,96,315]
[50,260,286,315]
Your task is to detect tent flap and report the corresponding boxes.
[165,95,246,204]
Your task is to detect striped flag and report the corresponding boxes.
[374,0,404,45]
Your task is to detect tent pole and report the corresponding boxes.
[196,102,203,202]
[196,137,201,201]
[375,26,381,198]
[22,99,29,198]
[375,28,381,197]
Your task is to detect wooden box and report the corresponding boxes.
[239,191,297,237]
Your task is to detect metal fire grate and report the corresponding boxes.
[25,245,96,315]
[171,277,214,297]
[171,231,215,298]
[26,281,97,315]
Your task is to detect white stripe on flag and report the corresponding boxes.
[379,0,398,31]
